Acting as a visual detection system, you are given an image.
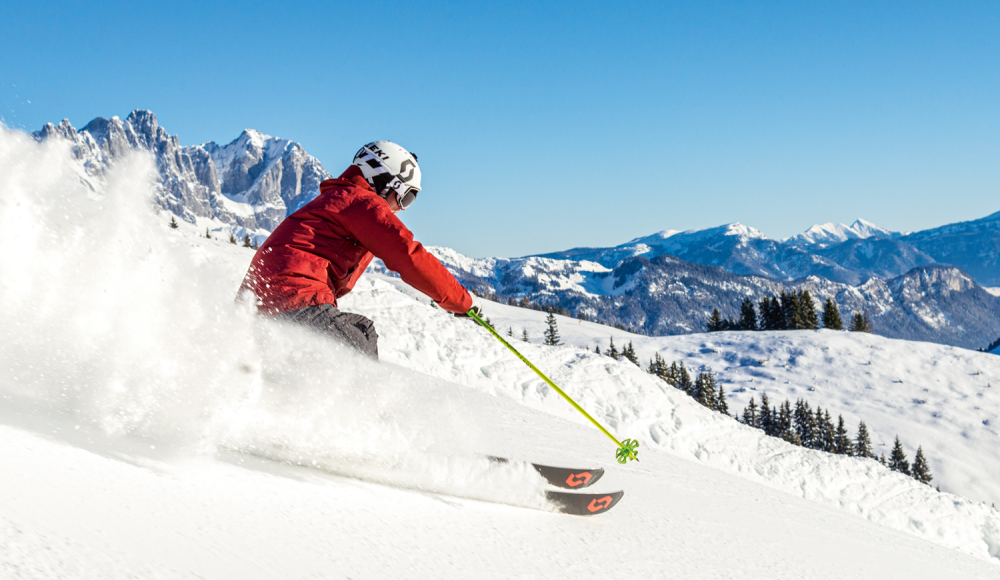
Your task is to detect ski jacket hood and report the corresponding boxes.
[238,165,472,316]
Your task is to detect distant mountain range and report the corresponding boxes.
[371,248,1000,350]
[32,109,1000,349]
[535,215,1000,289]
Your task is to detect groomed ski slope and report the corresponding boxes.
[1,127,999,578]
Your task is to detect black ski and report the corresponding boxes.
[487,456,605,490]
[546,490,624,516]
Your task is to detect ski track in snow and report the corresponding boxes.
[2,124,1000,577]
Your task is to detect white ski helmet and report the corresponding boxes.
[352,141,422,209]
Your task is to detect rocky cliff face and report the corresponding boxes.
[32,110,332,233]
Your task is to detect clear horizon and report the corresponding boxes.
[2,1,997,258]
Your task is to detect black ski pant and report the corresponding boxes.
[275,304,379,360]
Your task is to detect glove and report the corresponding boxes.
[454,294,483,318]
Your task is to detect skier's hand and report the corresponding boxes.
[454,294,483,318]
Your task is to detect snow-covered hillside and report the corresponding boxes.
[4,124,1000,577]
[470,299,1000,506]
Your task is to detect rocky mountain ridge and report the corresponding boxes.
[33,110,331,235]
[373,249,1000,349]
[536,213,999,289]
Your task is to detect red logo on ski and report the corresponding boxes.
[587,496,613,512]
[565,471,593,487]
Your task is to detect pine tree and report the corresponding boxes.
[760,393,774,436]
[778,400,800,445]
[767,294,786,330]
[855,421,873,458]
[229,232,237,244]
[608,337,619,360]
[707,308,724,332]
[648,352,666,376]
[522,328,529,342]
[693,370,717,409]
[508,327,514,338]
[910,446,933,484]
[739,297,758,331]
[544,309,561,346]
[850,311,872,333]
[169,216,179,229]
[742,397,759,428]
[757,296,772,330]
[716,384,729,415]
[822,298,843,330]
[792,399,816,447]
[243,234,253,248]
[799,290,819,330]
[623,341,639,366]
[519,296,530,308]
[675,362,694,395]
[664,361,679,387]
[834,415,853,455]
[777,399,802,445]
[251,238,258,250]
[594,345,601,355]
[654,355,671,383]
[819,409,835,452]
[794,399,815,447]
[888,436,910,475]
[780,291,800,330]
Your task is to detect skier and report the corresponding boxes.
[237,141,482,359]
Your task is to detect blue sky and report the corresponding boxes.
[2,1,998,257]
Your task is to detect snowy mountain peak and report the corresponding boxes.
[32,109,332,234]
[237,128,273,150]
[850,218,895,238]
[630,229,681,243]
[787,219,898,249]
[722,222,767,239]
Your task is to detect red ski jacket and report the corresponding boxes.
[239,165,472,316]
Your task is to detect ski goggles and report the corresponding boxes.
[386,175,420,210]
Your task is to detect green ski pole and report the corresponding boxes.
[467,309,639,464]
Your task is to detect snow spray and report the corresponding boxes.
[0,124,548,509]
